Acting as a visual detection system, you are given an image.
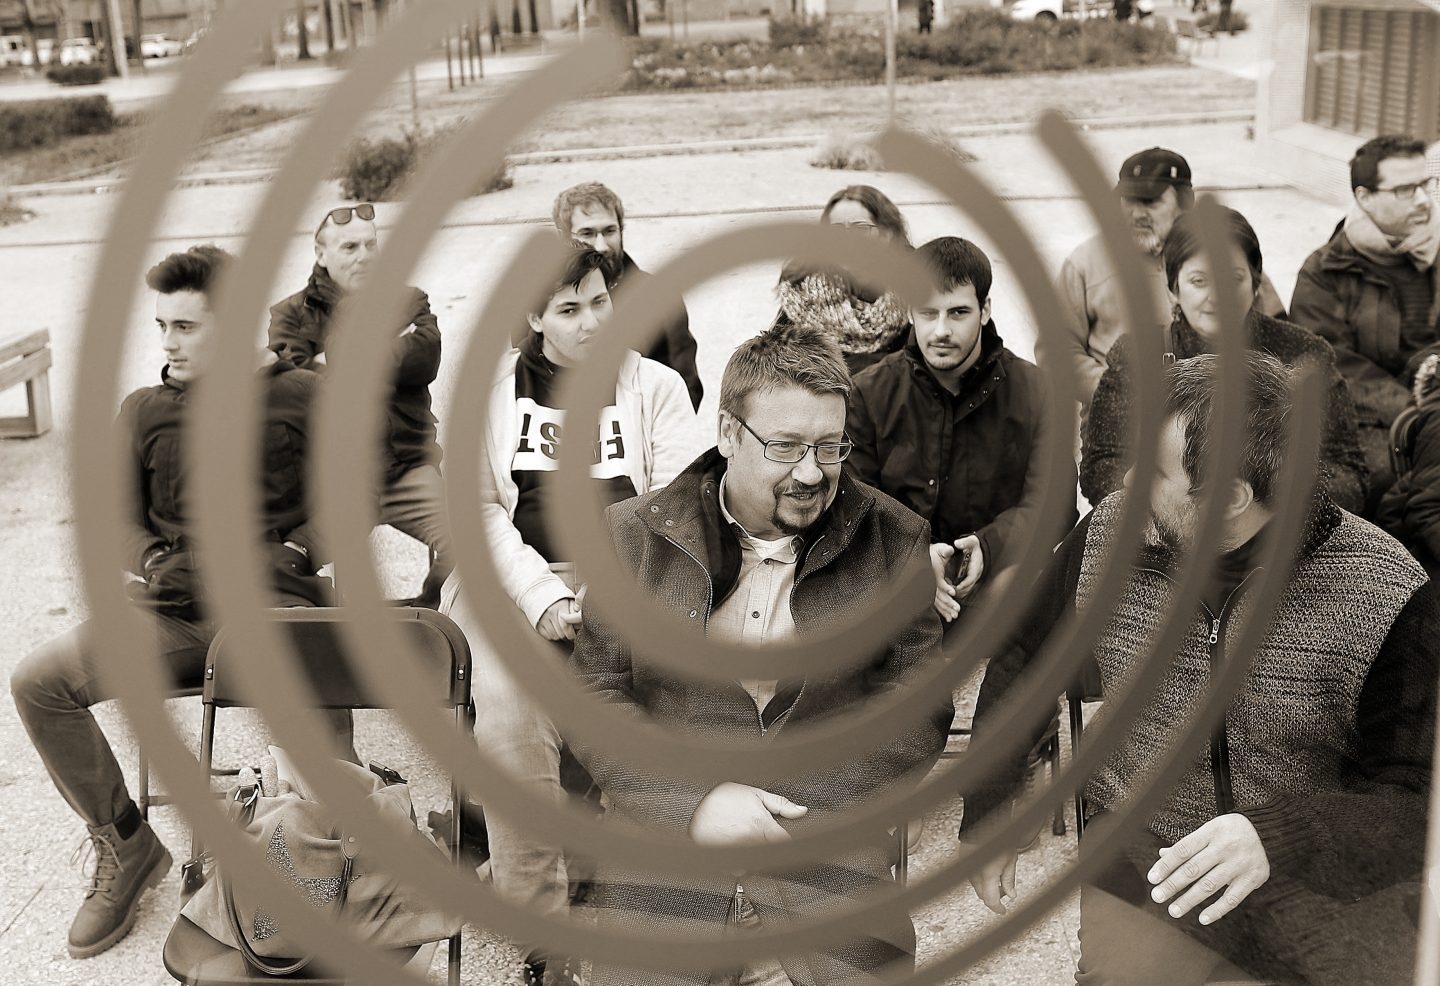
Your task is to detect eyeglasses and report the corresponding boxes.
[315,203,375,238]
[1368,176,1440,200]
[735,417,852,465]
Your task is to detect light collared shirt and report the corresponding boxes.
[712,474,802,717]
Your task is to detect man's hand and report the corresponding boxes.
[689,782,808,846]
[953,535,985,598]
[968,849,1018,915]
[1147,813,1270,926]
[536,597,582,642]
[929,542,962,622]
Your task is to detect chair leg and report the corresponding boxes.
[895,825,909,886]
[1048,729,1066,837]
[138,749,150,820]
[450,703,464,986]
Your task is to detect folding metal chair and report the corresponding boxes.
[161,607,472,986]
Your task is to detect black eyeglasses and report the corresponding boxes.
[735,417,852,465]
[1368,176,1440,200]
[315,203,375,238]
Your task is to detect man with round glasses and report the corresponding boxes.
[569,322,952,985]
[1292,133,1440,511]
[268,202,451,607]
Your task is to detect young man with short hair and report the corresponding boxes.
[11,246,333,959]
[442,247,700,986]
[1291,134,1440,509]
[846,236,1076,619]
[552,182,704,410]
[269,203,450,606]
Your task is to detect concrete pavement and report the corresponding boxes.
[0,101,1344,986]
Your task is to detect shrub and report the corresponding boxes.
[1196,9,1248,33]
[769,15,828,49]
[810,126,976,172]
[335,125,514,202]
[0,95,116,154]
[46,63,105,86]
[0,191,34,226]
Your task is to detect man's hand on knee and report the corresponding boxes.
[967,849,1018,915]
[1146,813,1270,926]
[689,782,808,846]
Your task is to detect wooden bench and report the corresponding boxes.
[1175,17,1218,57]
[0,329,53,438]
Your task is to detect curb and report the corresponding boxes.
[6,108,1255,199]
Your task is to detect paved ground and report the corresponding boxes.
[0,6,1340,983]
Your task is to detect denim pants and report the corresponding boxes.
[378,463,452,588]
[707,890,795,986]
[444,565,578,921]
[11,612,214,828]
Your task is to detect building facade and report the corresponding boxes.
[1257,0,1440,201]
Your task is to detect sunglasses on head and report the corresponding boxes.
[316,203,375,238]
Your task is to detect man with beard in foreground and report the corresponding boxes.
[570,323,953,985]
[1052,147,1287,411]
[962,352,1436,985]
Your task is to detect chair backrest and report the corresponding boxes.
[203,607,472,712]
[1389,403,1423,483]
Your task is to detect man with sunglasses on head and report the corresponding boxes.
[269,202,450,607]
[1292,134,1440,511]
[567,323,953,986]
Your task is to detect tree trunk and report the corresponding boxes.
[321,0,334,52]
[599,0,633,34]
[130,0,143,66]
[510,0,521,35]
[296,0,311,59]
[526,0,538,33]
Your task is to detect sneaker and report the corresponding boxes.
[67,819,172,958]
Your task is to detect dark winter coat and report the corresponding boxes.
[1080,309,1368,513]
[1290,224,1440,429]
[1376,359,1440,571]
[846,323,1077,575]
[119,360,332,619]
[570,448,953,986]
[615,252,704,411]
[268,264,441,486]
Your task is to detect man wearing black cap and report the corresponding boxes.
[1052,147,1287,410]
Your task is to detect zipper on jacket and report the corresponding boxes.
[662,534,714,631]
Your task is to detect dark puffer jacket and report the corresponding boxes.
[119,360,332,619]
[268,264,441,486]
[1377,356,1440,573]
[571,448,952,986]
[846,322,1077,575]
[1080,309,1368,514]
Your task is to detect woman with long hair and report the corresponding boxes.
[1080,205,1368,514]
[775,185,914,375]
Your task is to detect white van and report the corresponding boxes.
[0,35,27,67]
[1006,0,1115,22]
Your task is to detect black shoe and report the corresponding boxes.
[525,952,583,986]
[67,819,172,958]
[427,802,490,869]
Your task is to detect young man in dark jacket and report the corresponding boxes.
[846,236,1076,620]
[268,202,449,606]
[1291,134,1440,508]
[962,353,1436,985]
[11,246,334,960]
[552,181,704,411]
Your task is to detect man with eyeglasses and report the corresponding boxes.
[268,202,450,607]
[568,323,953,985]
[551,181,704,411]
[1292,134,1440,511]
[848,237,1076,621]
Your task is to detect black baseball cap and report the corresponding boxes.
[1116,147,1193,199]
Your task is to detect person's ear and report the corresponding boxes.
[717,410,738,459]
[1227,479,1256,519]
[981,294,993,324]
[527,313,544,336]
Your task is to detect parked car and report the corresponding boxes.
[1006,0,1114,22]
[19,38,56,67]
[58,38,97,65]
[140,33,184,58]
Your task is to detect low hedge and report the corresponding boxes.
[625,10,1177,90]
[336,126,513,202]
[47,64,105,86]
[0,95,116,154]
